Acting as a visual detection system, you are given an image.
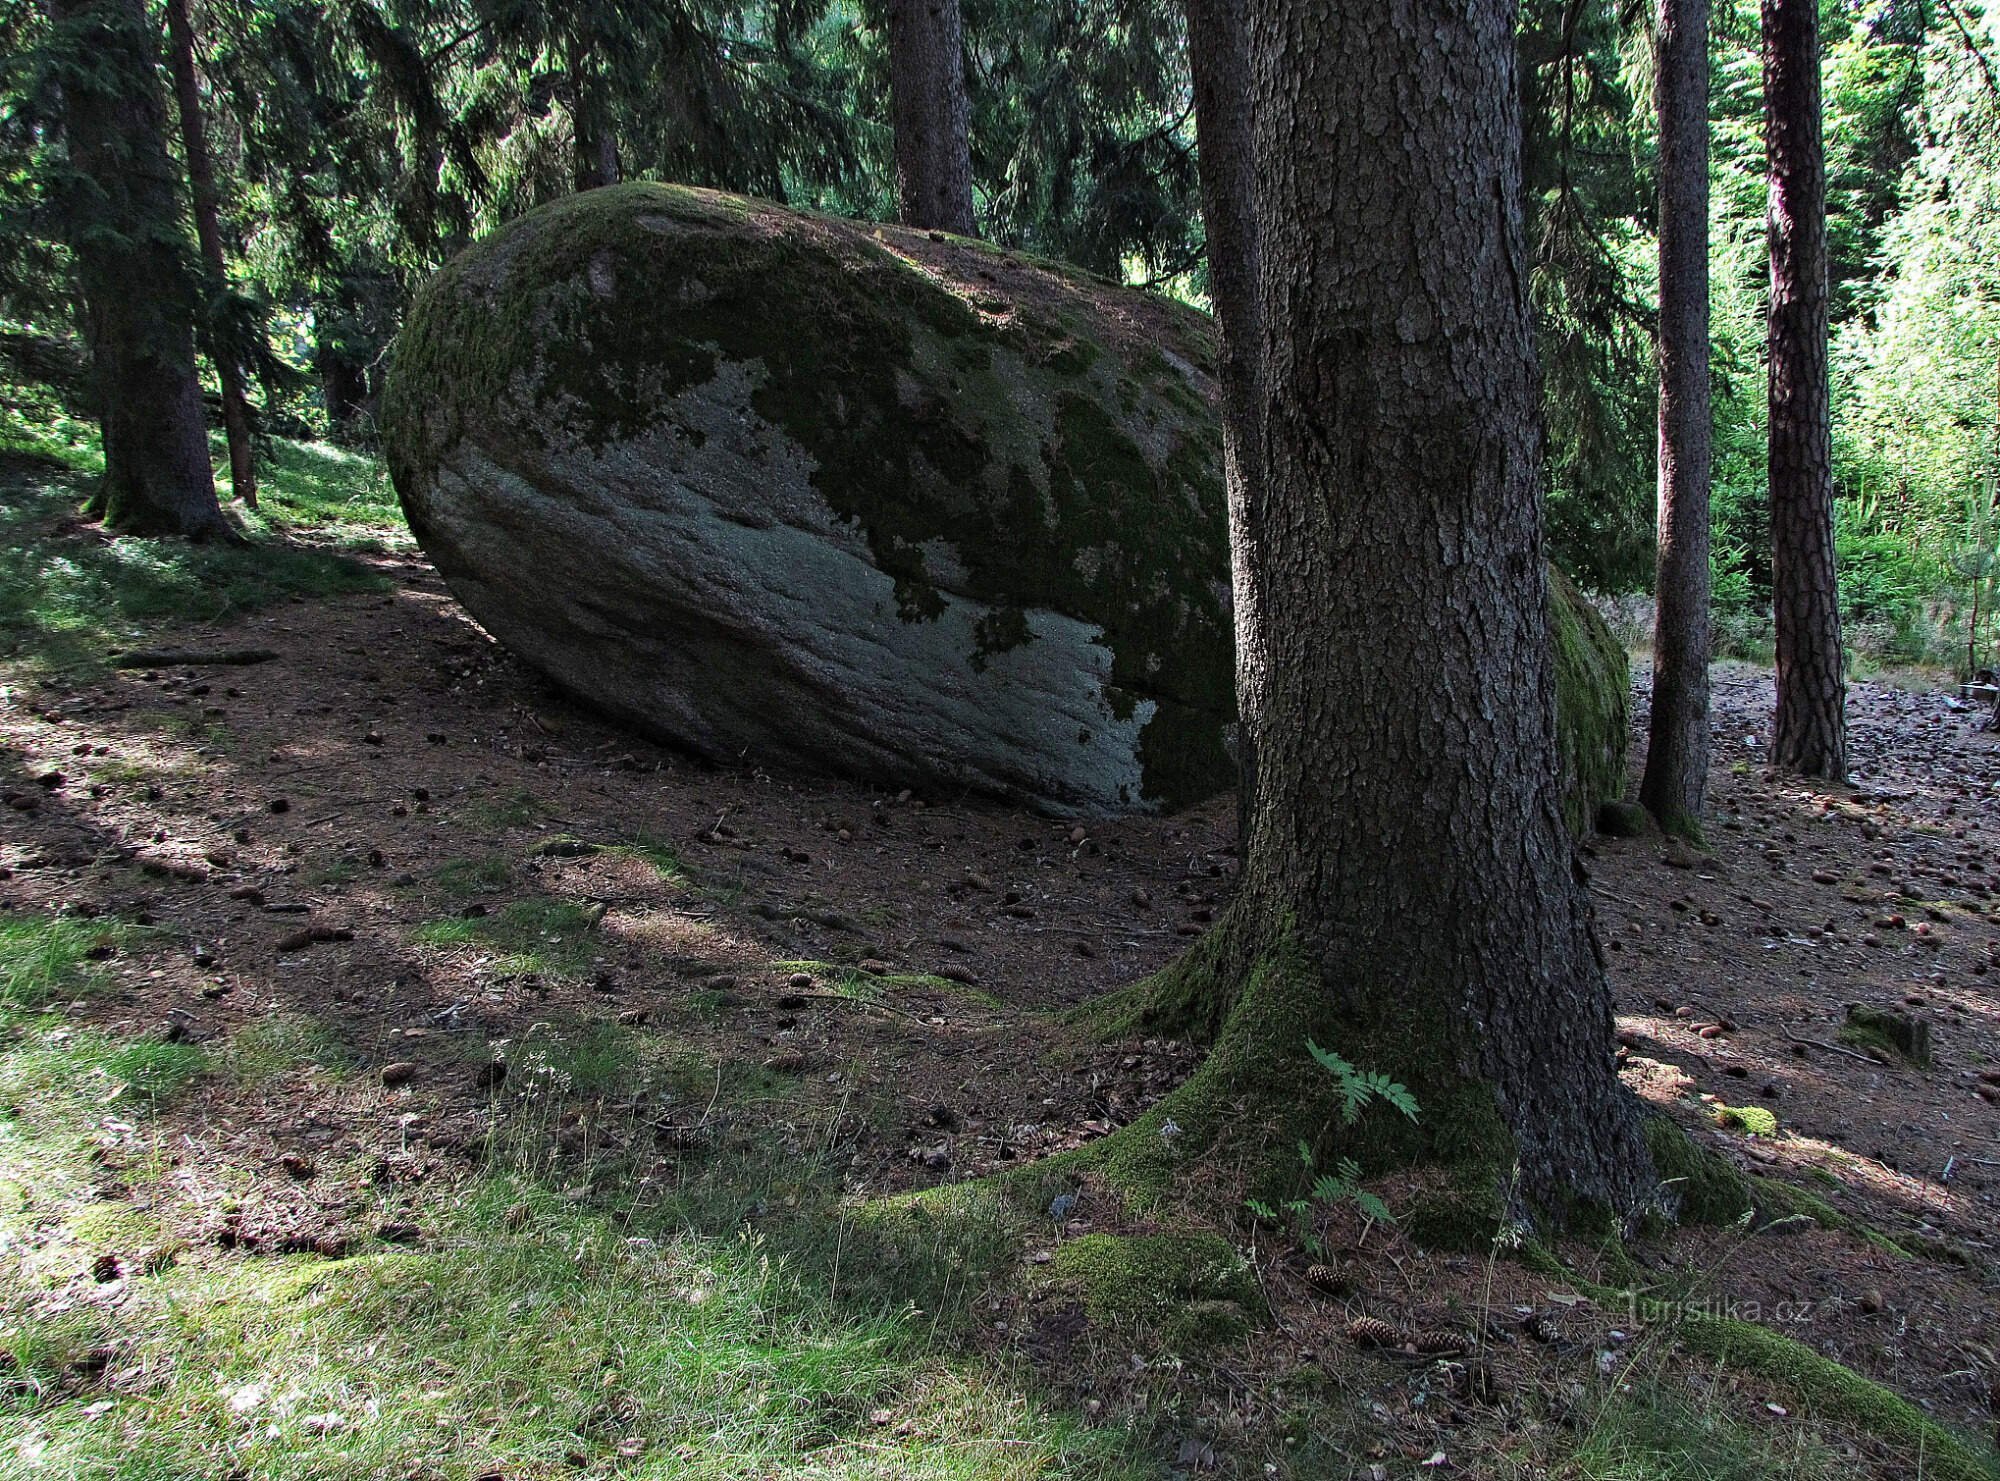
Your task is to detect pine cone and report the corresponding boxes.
[654,1124,712,1153]
[1521,1310,1566,1344]
[1304,1263,1350,1295]
[1453,1357,1502,1404]
[762,1050,811,1073]
[1346,1315,1402,1349]
[1412,1327,1467,1355]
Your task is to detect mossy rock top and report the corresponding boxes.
[384,182,1625,819]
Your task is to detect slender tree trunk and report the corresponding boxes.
[886,0,975,236]
[1194,0,1650,1214]
[568,27,619,193]
[53,0,228,541]
[1640,0,1713,837]
[164,0,256,509]
[1185,0,1267,850]
[1763,0,1847,779]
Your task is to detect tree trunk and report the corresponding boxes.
[1119,0,1656,1221]
[164,0,257,509]
[1763,0,1847,780]
[1185,0,1267,850]
[1639,0,1713,837]
[886,0,975,236]
[568,27,619,193]
[53,0,228,541]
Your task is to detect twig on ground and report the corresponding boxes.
[1779,1026,1881,1065]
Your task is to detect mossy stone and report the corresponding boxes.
[385,182,1625,822]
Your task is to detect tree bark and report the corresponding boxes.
[1216,0,1653,1215]
[53,0,228,541]
[1763,0,1847,780]
[1185,0,1267,850]
[164,0,257,509]
[886,0,975,236]
[568,26,619,193]
[1640,0,1714,837]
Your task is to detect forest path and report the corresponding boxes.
[3,548,1998,1470]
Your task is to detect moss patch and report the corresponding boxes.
[1644,1117,1754,1225]
[385,183,1234,810]
[1549,567,1630,834]
[1045,1232,1261,1331]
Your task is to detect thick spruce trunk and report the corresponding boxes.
[1640,0,1714,837]
[55,0,228,541]
[164,0,257,509]
[1185,0,1267,847]
[1763,0,1847,780]
[1098,0,1655,1222]
[885,0,975,236]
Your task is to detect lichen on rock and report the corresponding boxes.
[384,182,1625,819]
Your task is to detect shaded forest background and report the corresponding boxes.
[1,0,1997,663]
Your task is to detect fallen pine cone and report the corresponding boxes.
[1522,1310,1567,1344]
[1411,1327,1468,1355]
[1346,1315,1402,1349]
[1304,1263,1350,1295]
[276,925,353,953]
[763,1050,811,1073]
[654,1124,714,1153]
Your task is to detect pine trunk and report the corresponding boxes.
[54,0,227,541]
[1185,0,1267,847]
[1640,0,1713,837]
[886,0,975,236]
[1763,0,1846,780]
[1219,0,1653,1214]
[569,28,619,193]
[164,0,257,509]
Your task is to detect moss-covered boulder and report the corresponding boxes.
[385,183,1626,818]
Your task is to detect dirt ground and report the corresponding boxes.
[3,546,1997,1474]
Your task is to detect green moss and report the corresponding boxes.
[1549,568,1631,834]
[1526,1245,1993,1480]
[1063,936,1512,1218]
[1837,1005,1932,1067]
[1710,1103,1779,1137]
[385,183,1235,811]
[1644,1117,1753,1225]
[1675,1315,1996,1481]
[1045,1232,1262,1328]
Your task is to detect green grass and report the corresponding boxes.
[0,413,398,676]
[432,855,515,898]
[501,1018,637,1099]
[0,914,133,1013]
[608,834,690,883]
[461,787,546,832]
[222,1013,357,1087]
[1568,1378,1851,1480]
[411,899,601,978]
[0,1170,1144,1481]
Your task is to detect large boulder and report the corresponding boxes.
[384,183,1625,818]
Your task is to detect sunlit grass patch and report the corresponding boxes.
[0,914,141,1014]
[242,438,409,551]
[460,786,545,832]
[0,478,389,676]
[411,899,601,978]
[432,855,514,898]
[222,1013,357,1088]
[1567,1375,1854,1481]
[0,1148,1140,1481]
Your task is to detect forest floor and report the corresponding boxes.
[2,437,1998,1479]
